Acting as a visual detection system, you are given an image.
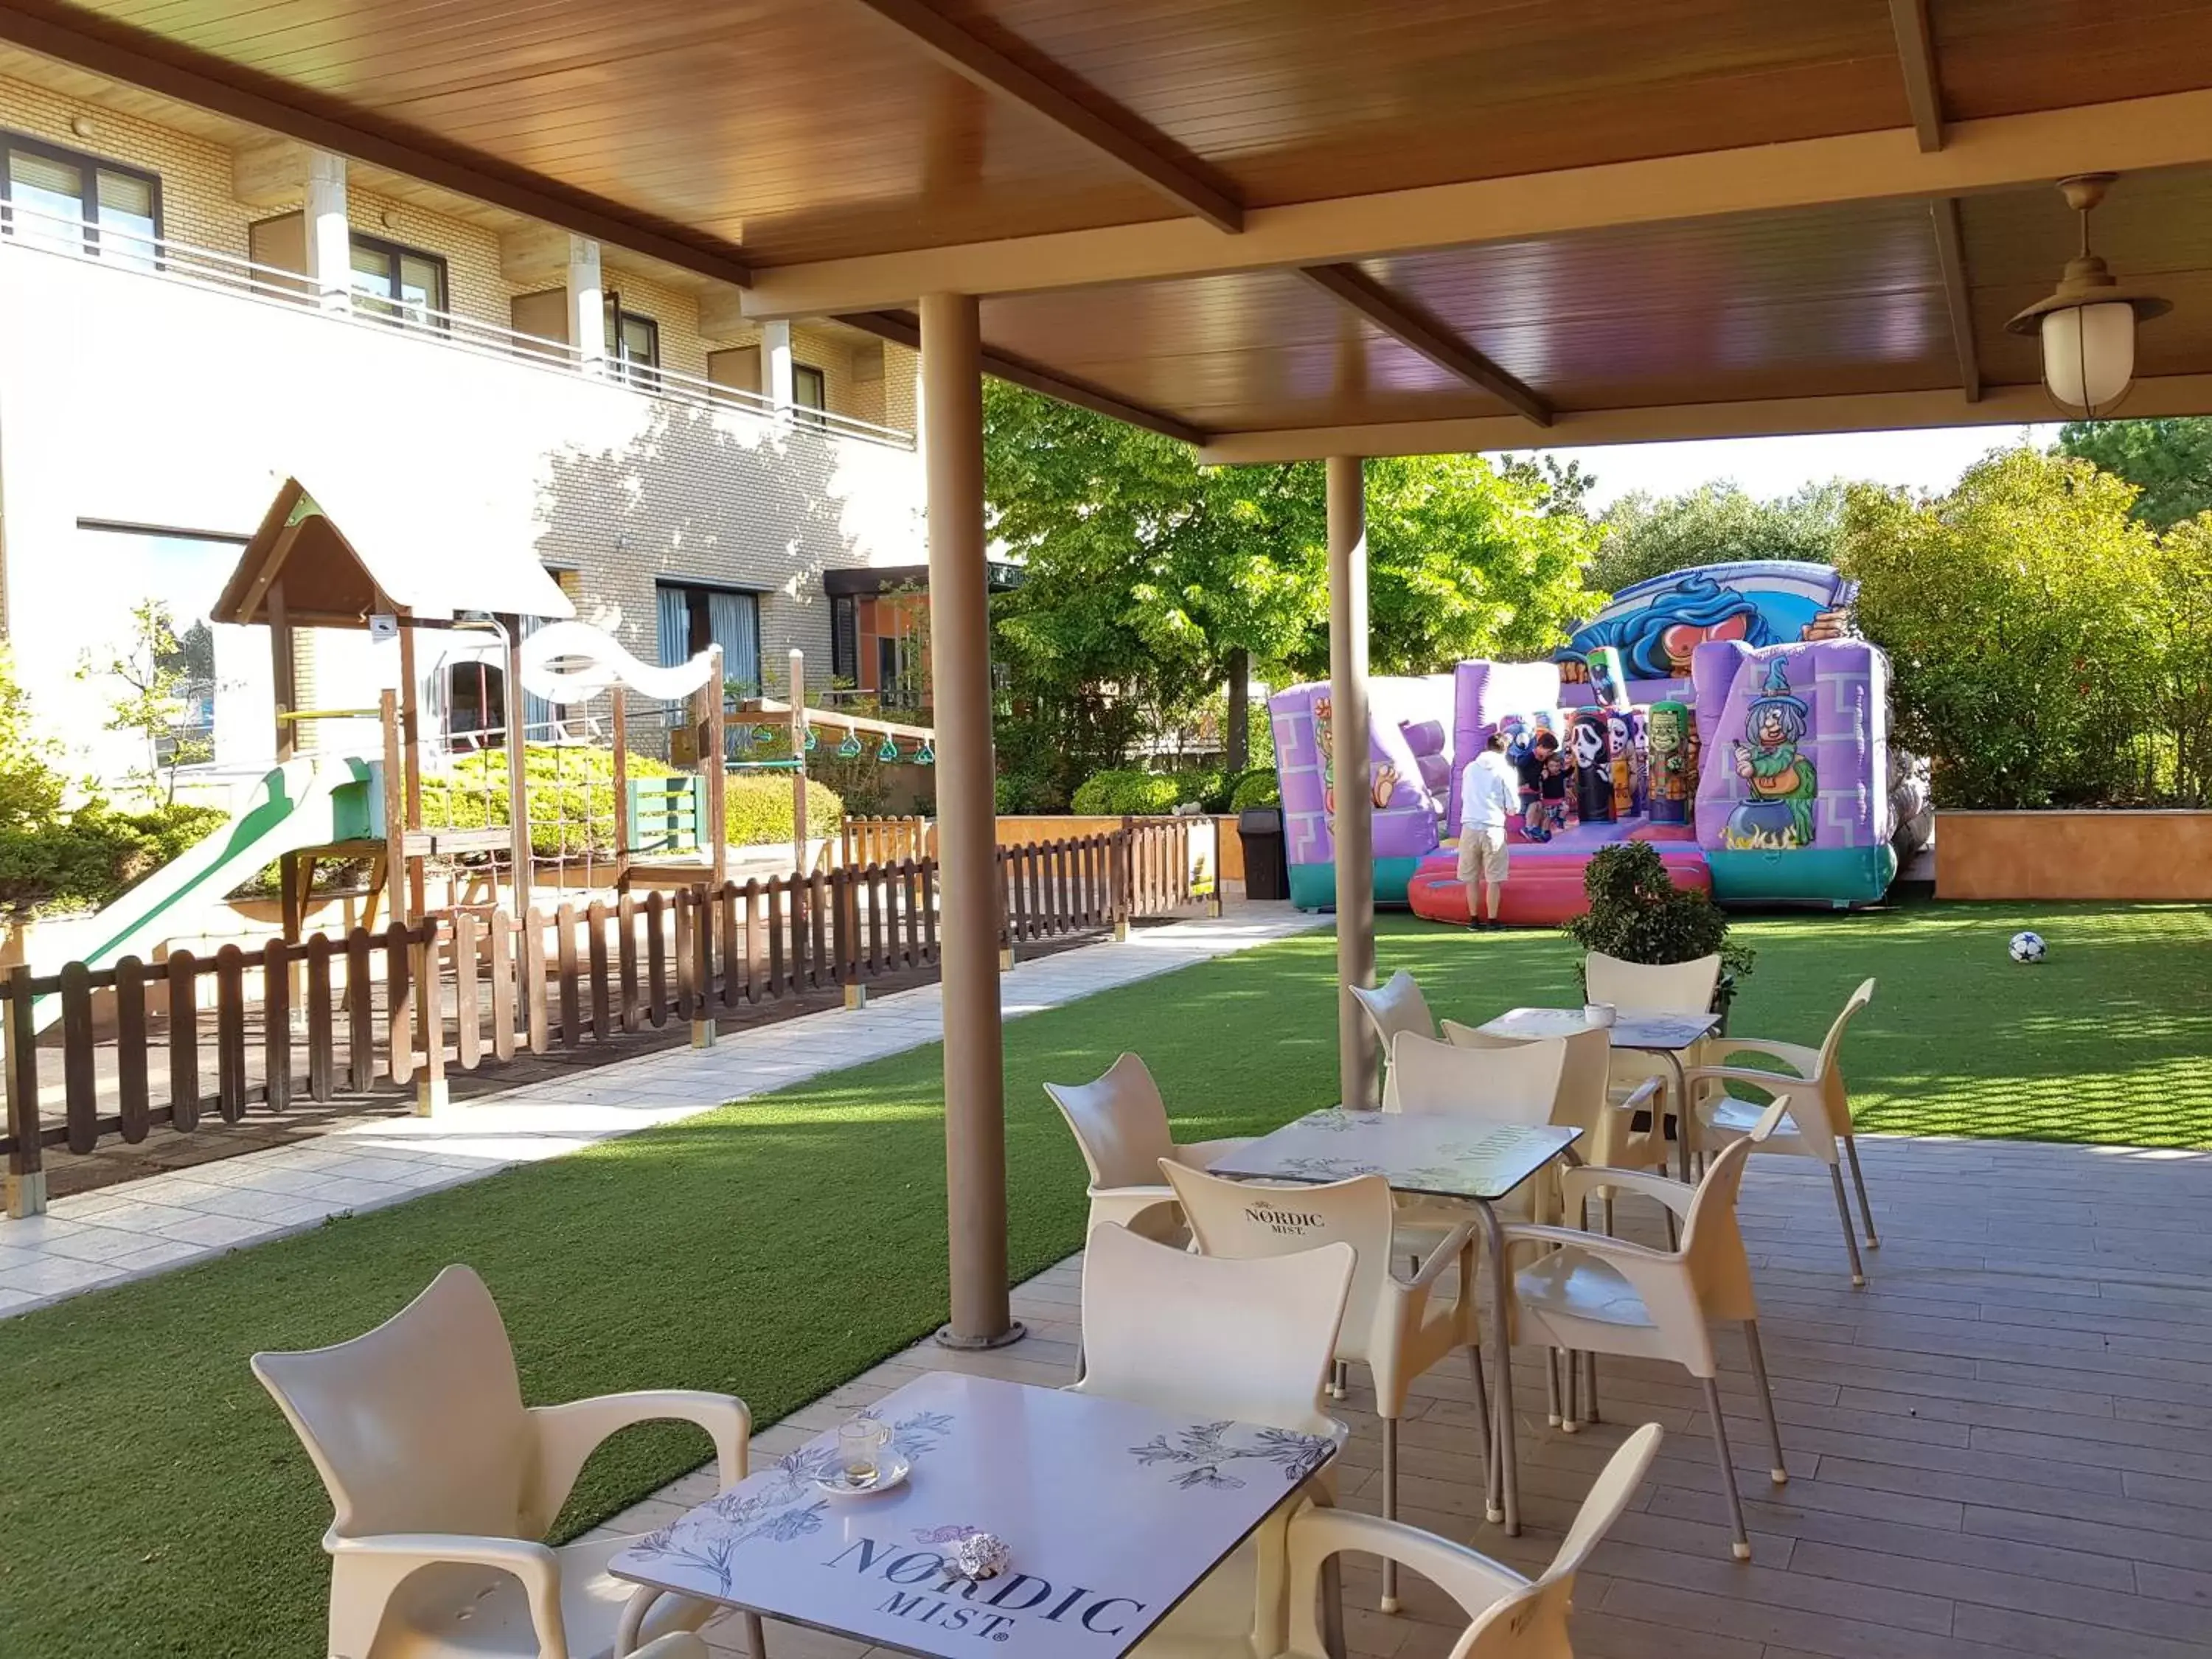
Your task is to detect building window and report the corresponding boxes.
[444,659,507,750]
[793,363,827,428]
[830,594,859,684]
[1,131,159,268]
[349,232,448,327]
[605,294,660,389]
[655,581,760,699]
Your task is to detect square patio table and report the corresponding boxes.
[1477,1006,1721,1179]
[1208,1109,1580,1540]
[608,1369,1344,1659]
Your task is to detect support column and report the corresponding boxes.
[302,150,349,312]
[762,319,796,415]
[566,237,606,374]
[1329,456,1378,1110]
[923,291,1020,1350]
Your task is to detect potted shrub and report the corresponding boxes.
[1563,841,1753,1024]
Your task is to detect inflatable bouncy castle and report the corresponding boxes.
[1268,560,1911,922]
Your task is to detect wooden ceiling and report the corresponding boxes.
[4,0,2211,453]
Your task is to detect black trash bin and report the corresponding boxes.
[1239,807,1288,900]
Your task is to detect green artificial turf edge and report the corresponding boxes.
[0,899,2204,1655]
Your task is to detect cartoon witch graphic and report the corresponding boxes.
[1725,658,1818,849]
[1313,694,1335,816]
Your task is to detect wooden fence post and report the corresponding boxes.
[415,919,449,1114]
[4,964,44,1217]
[1112,824,1133,942]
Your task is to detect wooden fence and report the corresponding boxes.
[1,825,1206,1204]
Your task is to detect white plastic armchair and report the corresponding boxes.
[1161,1163,1484,1615]
[1501,1102,1791,1562]
[1044,1053,1251,1244]
[1277,1424,1661,1659]
[1445,1021,1671,1231]
[1350,970,1438,1106]
[252,1265,748,1659]
[1685,977,1878,1285]
[1078,1222,1354,1659]
[1384,1029,1568,1247]
[1585,949,1723,1166]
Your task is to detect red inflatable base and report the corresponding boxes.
[1406,824,1712,926]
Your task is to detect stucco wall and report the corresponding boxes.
[1935,811,2212,900]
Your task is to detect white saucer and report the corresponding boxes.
[813,1453,911,1498]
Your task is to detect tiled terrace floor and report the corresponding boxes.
[619,1132,2212,1659]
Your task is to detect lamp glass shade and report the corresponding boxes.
[2040,301,2136,414]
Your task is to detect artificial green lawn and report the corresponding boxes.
[1,899,2206,1655]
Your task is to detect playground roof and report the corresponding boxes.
[212,476,577,630]
[8,2,2211,459]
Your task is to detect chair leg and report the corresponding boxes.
[1829,1164,1867,1287]
[1743,1320,1787,1485]
[1845,1134,1879,1248]
[1381,1414,1401,1613]
[1545,1348,1562,1427]
[1700,1375,1752,1562]
[1581,1352,1600,1425]
[1465,1343,1492,1485]
[1330,1358,1349,1399]
[742,1612,767,1657]
[1562,1351,1581,1434]
[1601,1193,1616,1237]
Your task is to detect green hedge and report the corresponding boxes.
[1229,771,1281,810]
[424,746,841,857]
[0,801,230,917]
[1071,769,1181,816]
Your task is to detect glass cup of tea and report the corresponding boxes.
[838,1416,893,1489]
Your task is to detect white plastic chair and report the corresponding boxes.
[252,1265,748,1659]
[1045,1052,1252,1243]
[1685,978,1879,1286]
[1446,1020,1670,1234]
[1501,1102,1792,1561]
[1388,1028,1565,1122]
[1077,1222,1354,1659]
[1585,950,1723,1167]
[1160,1164,1484,1615]
[1279,1424,1662,1659]
[1350,970,1437,1105]
[627,1639,709,1659]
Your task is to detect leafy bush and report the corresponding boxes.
[1843,448,2212,808]
[1229,770,1281,810]
[1070,768,1180,816]
[726,774,845,849]
[1172,768,1228,810]
[1563,842,1753,984]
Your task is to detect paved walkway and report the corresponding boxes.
[0,902,1324,1316]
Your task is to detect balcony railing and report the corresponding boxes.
[0,202,917,451]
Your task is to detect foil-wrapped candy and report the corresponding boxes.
[952,1530,1012,1581]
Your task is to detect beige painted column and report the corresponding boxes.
[566,237,607,375]
[302,150,349,313]
[1329,455,1378,1109]
[922,291,1020,1349]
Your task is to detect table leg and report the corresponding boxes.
[1663,1048,1692,1180]
[1473,1197,1520,1534]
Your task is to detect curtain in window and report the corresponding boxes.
[706,590,761,696]
[656,585,691,668]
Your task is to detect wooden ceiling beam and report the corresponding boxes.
[842,0,1242,232]
[1196,374,2212,465]
[742,86,2212,317]
[0,0,754,288]
[1888,0,1945,153]
[1930,196,1981,403]
[1295,264,1550,426]
[842,310,1207,445]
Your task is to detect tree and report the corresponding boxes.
[0,644,67,835]
[78,599,212,804]
[2057,417,2212,530]
[1590,481,1845,593]
[983,383,1602,804]
[1839,448,2168,809]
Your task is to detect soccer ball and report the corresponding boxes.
[2008,930,2047,964]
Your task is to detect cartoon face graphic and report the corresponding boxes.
[1753,705,1791,746]
[1607,714,1631,752]
[1571,720,1605,768]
